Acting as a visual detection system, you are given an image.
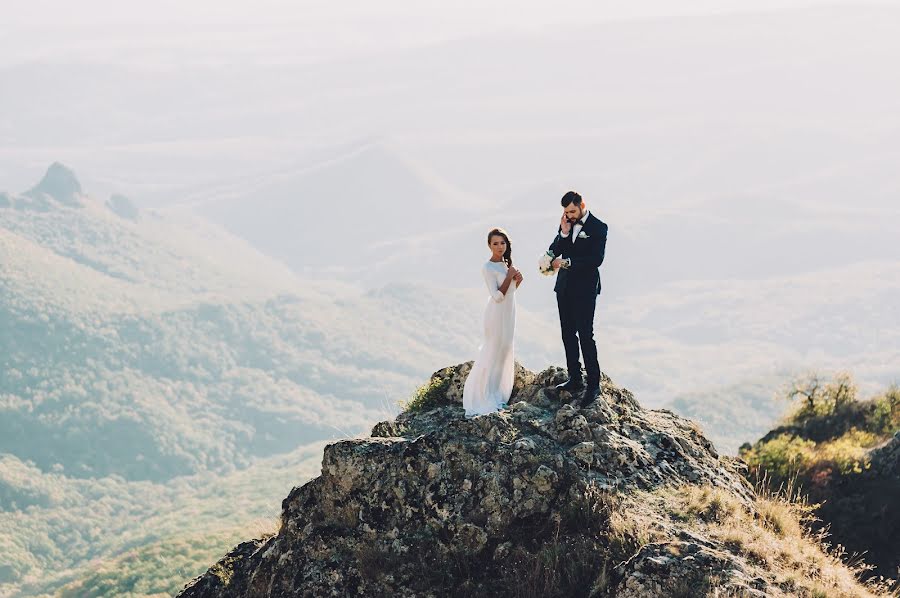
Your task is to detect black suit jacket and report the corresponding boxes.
[548,213,608,297]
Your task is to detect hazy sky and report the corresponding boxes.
[2,0,890,66]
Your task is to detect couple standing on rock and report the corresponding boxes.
[463,190,609,416]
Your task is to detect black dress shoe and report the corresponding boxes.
[555,378,585,393]
[580,386,600,404]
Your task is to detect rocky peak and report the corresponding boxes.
[106,193,140,221]
[25,162,83,207]
[177,364,881,597]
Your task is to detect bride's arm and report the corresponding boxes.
[484,265,516,302]
[498,270,516,296]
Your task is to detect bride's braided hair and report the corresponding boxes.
[487,228,513,269]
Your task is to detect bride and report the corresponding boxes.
[463,228,523,416]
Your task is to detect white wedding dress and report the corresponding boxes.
[463,260,517,416]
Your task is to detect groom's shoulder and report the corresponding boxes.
[588,213,608,233]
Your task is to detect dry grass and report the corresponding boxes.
[561,482,662,565]
[658,484,897,598]
[606,505,659,564]
[502,483,663,598]
[242,514,282,538]
[504,536,604,598]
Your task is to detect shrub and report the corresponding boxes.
[816,429,879,475]
[784,372,858,423]
[867,386,900,436]
[399,375,452,413]
[742,434,816,480]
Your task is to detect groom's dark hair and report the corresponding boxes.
[560,191,583,207]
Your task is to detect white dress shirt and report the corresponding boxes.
[560,209,589,243]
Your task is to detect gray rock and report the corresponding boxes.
[177,363,767,598]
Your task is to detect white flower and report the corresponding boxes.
[538,250,556,276]
[578,231,590,239]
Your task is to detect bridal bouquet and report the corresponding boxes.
[538,250,555,276]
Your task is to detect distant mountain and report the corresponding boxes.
[187,142,481,281]
[2,166,341,481]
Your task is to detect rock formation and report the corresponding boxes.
[24,162,84,207]
[808,431,900,581]
[106,193,140,220]
[178,364,888,597]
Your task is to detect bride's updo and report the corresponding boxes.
[487,227,513,269]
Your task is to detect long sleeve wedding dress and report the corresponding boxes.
[462,260,517,416]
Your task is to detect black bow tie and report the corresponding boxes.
[574,219,585,226]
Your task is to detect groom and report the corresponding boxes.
[549,191,608,405]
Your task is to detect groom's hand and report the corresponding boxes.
[552,257,564,270]
[560,214,572,235]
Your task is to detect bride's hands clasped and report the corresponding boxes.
[507,266,524,286]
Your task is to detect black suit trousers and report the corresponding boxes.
[556,289,600,387]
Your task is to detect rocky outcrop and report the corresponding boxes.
[176,364,877,597]
[810,431,900,581]
[870,431,900,478]
[25,162,83,207]
[106,193,140,220]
